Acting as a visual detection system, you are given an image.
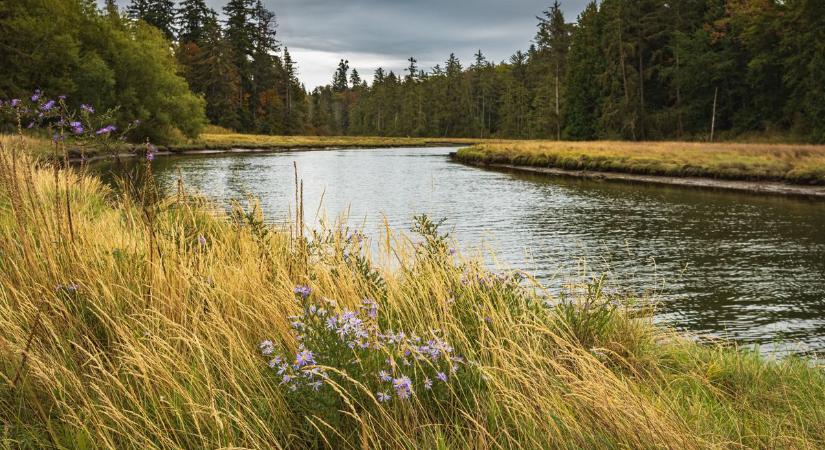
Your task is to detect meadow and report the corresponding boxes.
[1,131,825,449]
[455,141,825,185]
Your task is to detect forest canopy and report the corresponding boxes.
[1,0,823,143]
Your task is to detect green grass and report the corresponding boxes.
[0,137,824,448]
[455,141,825,185]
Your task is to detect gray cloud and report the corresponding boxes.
[166,0,590,87]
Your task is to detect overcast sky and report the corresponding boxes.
[124,0,591,89]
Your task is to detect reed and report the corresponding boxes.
[0,137,824,449]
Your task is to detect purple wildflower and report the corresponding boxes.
[436,372,448,382]
[69,121,84,134]
[259,340,275,356]
[392,376,413,399]
[10,99,20,107]
[198,234,206,245]
[26,122,34,129]
[95,125,116,135]
[309,380,323,391]
[295,349,315,367]
[31,90,41,102]
[377,391,391,402]
[40,100,55,111]
[146,151,155,162]
[378,370,392,382]
[293,285,312,299]
[80,104,94,113]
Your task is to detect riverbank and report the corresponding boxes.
[454,141,825,186]
[0,133,488,161]
[2,144,825,448]
[457,159,825,198]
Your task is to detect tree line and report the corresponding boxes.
[2,0,823,143]
[316,0,825,142]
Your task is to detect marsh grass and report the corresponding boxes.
[455,141,825,185]
[0,136,824,449]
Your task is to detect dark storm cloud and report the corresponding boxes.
[201,0,590,86]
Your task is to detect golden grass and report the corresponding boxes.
[455,140,825,184]
[186,133,486,151]
[0,136,824,448]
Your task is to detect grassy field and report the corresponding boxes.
[1,138,825,448]
[455,141,825,185]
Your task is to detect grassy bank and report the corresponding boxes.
[183,132,485,151]
[1,141,824,448]
[0,132,488,161]
[455,141,825,185]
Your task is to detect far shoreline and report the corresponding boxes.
[452,156,825,199]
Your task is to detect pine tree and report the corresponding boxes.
[332,59,350,92]
[128,0,176,39]
[349,68,361,87]
[564,1,603,140]
[177,0,213,44]
[222,0,255,128]
[533,1,570,140]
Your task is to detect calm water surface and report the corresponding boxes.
[98,147,825,354]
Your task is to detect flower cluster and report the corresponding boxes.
[1,91,135,145]
[260,286,467,403]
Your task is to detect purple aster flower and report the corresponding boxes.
[69,121,84,134]
[10,99,20,107]
[26,122,34,129]
[293,285,312,299]
[436,372,448,382]
[146,151,155,162]
[259,340,275,356]
[95,125,116,135]
[40,100,55,111]
[198,234,206,245]
[392,376,413,399]
[377,391,391,402]
[295,349,315,367]
[80,104,94,113]
[31,90,41,102]
[281,374,292,384]
[309,380,323,391]
[58,95,66,100]
[378,370,392,382]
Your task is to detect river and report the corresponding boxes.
[94,147,825,355]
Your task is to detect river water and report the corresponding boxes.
[95,147,825,355]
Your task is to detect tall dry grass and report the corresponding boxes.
[0,137,824,449]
